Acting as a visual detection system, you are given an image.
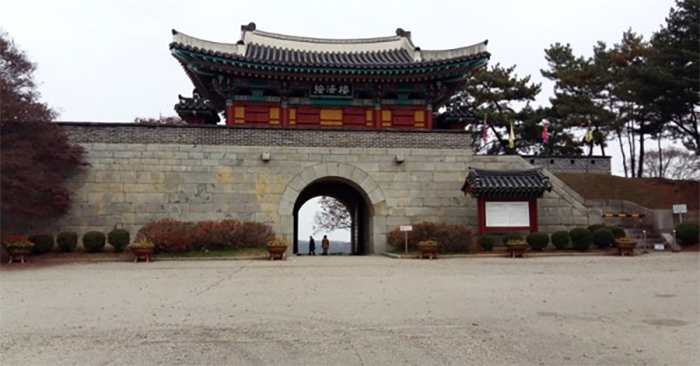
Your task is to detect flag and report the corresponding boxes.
[585,120,594,143]
[481,114,488,143]
[508,122,515,149]
[542,120,549,142]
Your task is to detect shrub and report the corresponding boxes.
[131,241,155,249]
[588,224,606,233]
[387,222,473,253]
[2,235,34,249]
[418,240,439,247]
[266,239,287,247]
[503,233,523,243]
[551,231,570,250]
[108,229,130,252]
[481,235,495,251]
[135,219,193,253]
[676,223,699,246]
[527,232,549,251]
[570,228,593,252]
[608,226,626,239]
[57,232,78,252]
[82,231,106,252]
[135,219,275,253]
[29,234,54,254]
[593,228,614,249]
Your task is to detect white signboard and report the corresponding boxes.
[485,201,530,227]
[673,204,687,214]
[400,225,413,232]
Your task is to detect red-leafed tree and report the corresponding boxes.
[1,30,87,224]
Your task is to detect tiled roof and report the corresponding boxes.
[170,24,489,70]
[174,93,220,124]
[462,168,553,198]
[244,44,414,66]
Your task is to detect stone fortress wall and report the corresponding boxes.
[54,123,593,253]
[524,155,611,174]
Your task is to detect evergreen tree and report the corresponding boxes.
[445,64,555,155]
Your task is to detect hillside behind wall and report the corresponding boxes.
[15,123,595,245]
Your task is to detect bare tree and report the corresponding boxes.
[312,196,351,234]
[642,148,700,180]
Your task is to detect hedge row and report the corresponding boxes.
[478,225,629,252]
[134,219,275,253]
[387,222,473,253]
[19,230,130,254]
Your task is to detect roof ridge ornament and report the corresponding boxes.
[395,28,411,38]
[241,22,256,32]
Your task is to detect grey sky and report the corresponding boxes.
[1,0,676,237]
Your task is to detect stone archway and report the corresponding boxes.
[277,163,387,254]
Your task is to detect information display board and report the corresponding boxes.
[485,201,530,227]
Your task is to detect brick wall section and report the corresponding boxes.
[524,155,611,174]
[59,122,471,149]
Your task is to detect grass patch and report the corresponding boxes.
[155,247,268,258]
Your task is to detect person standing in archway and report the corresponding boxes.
[321,235,330,256]
[308,236,316,255]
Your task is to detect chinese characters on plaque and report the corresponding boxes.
[311,83,353,97]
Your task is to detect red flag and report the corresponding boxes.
[542,120,549,142]
[482,114,489,143]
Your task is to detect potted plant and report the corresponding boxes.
[266,239,288,261]
[615,237,637,256]
[505,238,529,258]
[131,241,155,262]
[417,239,439,260]
[2,236,35,264]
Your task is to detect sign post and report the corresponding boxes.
[400,225,413,254]
[672,204,687,223]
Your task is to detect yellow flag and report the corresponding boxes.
[585,129,594,143]
[508,123,515,149]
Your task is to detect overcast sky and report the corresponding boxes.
[1,0,677,239]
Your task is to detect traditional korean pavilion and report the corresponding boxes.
[171,22,489,129]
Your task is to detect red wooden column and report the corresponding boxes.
[281,103,289,127]
[426,104,434,130]
[373,104,381,129]
[225,102,235,126]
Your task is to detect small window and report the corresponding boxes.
[549,159,554,164]
[591,160,596,165]
[530,160,535,164]
[570,159,575,164]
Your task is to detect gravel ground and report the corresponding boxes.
[1,254,698,366]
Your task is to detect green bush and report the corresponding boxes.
[570,228,593,251]
[588,224,606,233]
[57,232,78,253]
[108,229,130,252]
[481,235,494,251]
[608,226,626,239]
[527,232,549,251]
[82,231,106,253]
[503,233,523,244]
[387,222,473,253]
[29,234,54,254]
[593,228,614,249]
[676,223,699,246]
[551,231,570,250]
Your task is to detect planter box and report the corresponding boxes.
[132,247,154,262]
[7,248,31,264]
[267,246,287,261]
[418,245,439,260]
[506,243,529,258]
[615,240,637,256]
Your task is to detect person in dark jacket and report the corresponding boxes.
[308,236,316,255]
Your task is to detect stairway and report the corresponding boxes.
[625,224,669,252]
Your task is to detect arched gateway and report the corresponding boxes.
[277,163,387,255]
